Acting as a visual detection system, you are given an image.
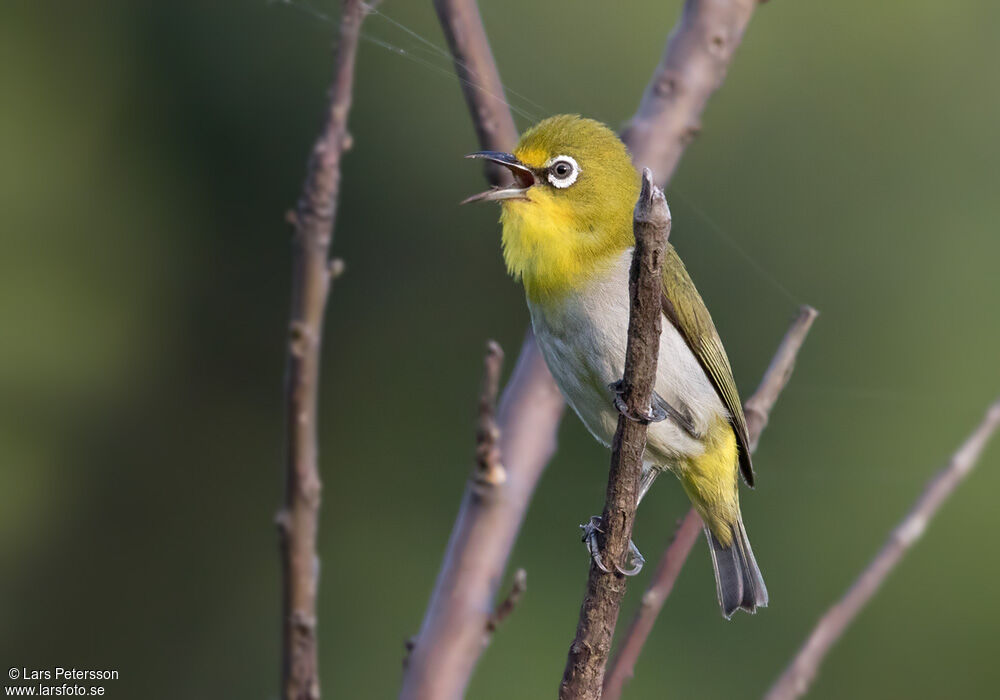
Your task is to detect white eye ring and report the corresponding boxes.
[545,155,580,188]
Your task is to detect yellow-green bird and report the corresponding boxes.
[464,114,767,618]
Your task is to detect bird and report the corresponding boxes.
[462,114,767,618]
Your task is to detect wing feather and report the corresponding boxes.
[660,244,754,486]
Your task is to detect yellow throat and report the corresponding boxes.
[497,115,641,303]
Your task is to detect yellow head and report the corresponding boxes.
[464,115,640,302]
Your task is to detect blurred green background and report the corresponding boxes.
[2,1,999,698]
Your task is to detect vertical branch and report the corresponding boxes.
[603,306,818,700]
[475,341,506,486]
[765,400,1000,700]
[276,2,366,699]
[602,509,703,700]
[407,0,769,696]
[559,170,671,700]
[623,0,761,183]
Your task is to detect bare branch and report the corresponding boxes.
[432,0,519,185]
[604,305,818,700]
[276,2,366,699]
[400,2,565,698]
[406,0,769,695]
[474,340,506,485]
[401,331,562,700]
[559,170,671,700]
[602,509,703,700]
[743,306,819,451]
[486,568,528,635]
[623,0,763,185]
[765,399,1000,700]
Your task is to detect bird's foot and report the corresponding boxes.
[609,381,702,437]
[580,515,646,576]
[580,516,609,572]
[608,380,667,423]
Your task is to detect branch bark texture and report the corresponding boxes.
[604,305,818,700]
[558,170,671,700]
[277,2,365,699]
[405,0,766,696]
[765,399,1000,700]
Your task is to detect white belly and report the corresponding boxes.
[527,249,726,466]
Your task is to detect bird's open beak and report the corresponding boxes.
[461,151,536,204]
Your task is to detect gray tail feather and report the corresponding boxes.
[705,517,769,619]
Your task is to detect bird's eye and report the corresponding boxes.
[545,155,580,188]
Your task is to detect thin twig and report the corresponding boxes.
[743,308,818,451]
[765,399,1000,700]
[475,341,506,486]
[604,305,818,700]
[406,0,768,696]
[559,170,671,700]
[624,0,763,184]
[276,2,366,699]
[486,568,528,635]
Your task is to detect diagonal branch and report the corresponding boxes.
[743,308,819,452]
[404,1,767,697]
[765,399,1000,700]
[432,0,519,187]
[603,305,818,700]
[560,170,672,700]
[276,2,366,699]
[624,0,761,183]
[401,329,562,700]
[400,3,562,698]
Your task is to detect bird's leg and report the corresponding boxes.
[579,515,646,576]
[652,392,701,438]
[637,464,662,505]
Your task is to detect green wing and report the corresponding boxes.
[660,244,754,486]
